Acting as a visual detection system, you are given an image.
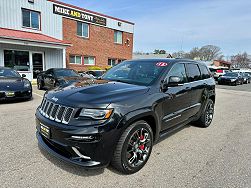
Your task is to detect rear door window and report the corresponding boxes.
[186,64,201,82]
[199,65,211,79]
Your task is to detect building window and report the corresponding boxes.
[114,31,123,44]
[84,56,95,65]
[77,22,89,38]
[70,55,82,64]
[108,59,117,67]
[22,9,40,30]
[118,59,126,64]
[4,50,30,71]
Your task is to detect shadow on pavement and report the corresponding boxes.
[38,145,105,177]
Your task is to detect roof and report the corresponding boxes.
[214,60,232,65]
[133,53,172,59]
[0,27,71,46]
[47,0,135,25]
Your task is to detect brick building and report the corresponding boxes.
[0,0,134,80]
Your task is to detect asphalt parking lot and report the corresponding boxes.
[0,85,251,188]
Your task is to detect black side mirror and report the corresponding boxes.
[168,76,183,87]
[22,74,26,78]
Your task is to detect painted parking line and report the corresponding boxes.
[33,92,43,98]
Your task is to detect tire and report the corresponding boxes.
[194,99,215,128]
[111,120,153,174]
[37,79,44,90]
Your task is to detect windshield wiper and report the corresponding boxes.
[112,79,132,84]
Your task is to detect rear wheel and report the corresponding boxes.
[111,121,153,174]
[194,99,215,128]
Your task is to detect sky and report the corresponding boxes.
[61,0,251,57]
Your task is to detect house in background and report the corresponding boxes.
[213,60,231,68]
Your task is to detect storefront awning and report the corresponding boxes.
[0,27,71,48]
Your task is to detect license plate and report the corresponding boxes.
[40,123,50,139]
[5,91,15,97]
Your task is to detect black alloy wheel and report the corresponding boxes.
[111,120,153,174]
[205,101,214,126]
[194,99,214,128]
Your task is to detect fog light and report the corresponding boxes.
[70,135,100,142]
[71,135,94,140]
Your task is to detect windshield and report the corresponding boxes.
[54,69,79,77]
[0,68,21,78]
[102,61,168,86]
[224,72,238,77]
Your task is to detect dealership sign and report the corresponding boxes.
[53,4,107,26]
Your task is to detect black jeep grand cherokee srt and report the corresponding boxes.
[36,59,215,174]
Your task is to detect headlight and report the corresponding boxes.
[230,79,236,82]
[79,109,113,120]
[24,80,31,88]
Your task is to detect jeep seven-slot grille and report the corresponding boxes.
[39,98,74,124]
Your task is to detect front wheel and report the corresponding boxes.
[37,80,44,90]
[111,121,153,174]
[194,99,215,128]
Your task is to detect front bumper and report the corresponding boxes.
[218,79,235,85]
[0,89,32,101]
[36,110,122,168]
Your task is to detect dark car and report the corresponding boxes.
[218,72,243,85]
[36,59,215,174]
[37,68,86,90]
[242,72,251,84]
[0,67,32,101]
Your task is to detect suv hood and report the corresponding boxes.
[46,79,149,108]
[0,77,26,91]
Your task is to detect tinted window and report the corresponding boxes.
[224,72,238,77]
[199,65,211,79]
[168,63,187,83]
[103,61,168,86]
[186,64,201,82]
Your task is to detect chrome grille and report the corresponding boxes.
[39,98,74,124]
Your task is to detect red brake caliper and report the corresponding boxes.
[139,135,145,150]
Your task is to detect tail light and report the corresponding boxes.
[216,70,223,73]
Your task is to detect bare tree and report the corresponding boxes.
[199,45,222,61]
[186,47,201,59]
[231,52,250,68]
[172,51,187,58]
[172,45,223,60]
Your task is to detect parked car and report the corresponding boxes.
[218,72,244,85]
[242,72,251,84]
[0,67,32,101]
[213,68,230,80]
[36,59,216,174]
[80,70,106,79]
[37,68,87,90]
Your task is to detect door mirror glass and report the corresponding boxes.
[168,76,182,87]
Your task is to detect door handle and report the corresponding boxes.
[185,86,191,91]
